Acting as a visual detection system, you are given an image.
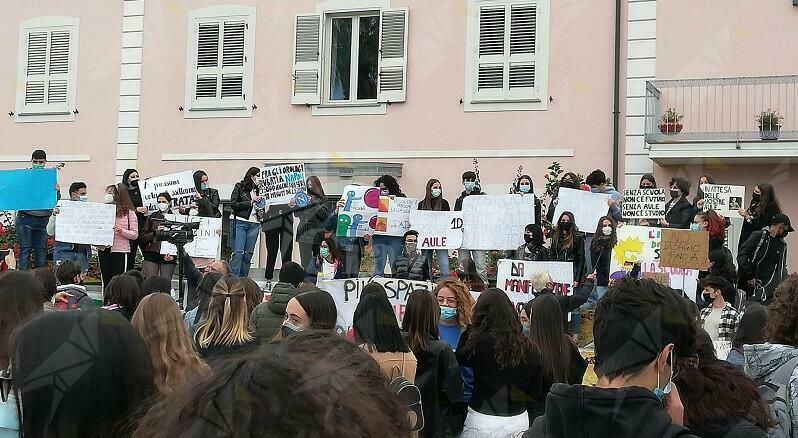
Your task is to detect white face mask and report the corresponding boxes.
[189,208,199,216]
[157,202,170,212]
[431,188,442,198]
[104,193,115,204]
[601,226,612,236]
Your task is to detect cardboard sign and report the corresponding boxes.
[622,188,667,219]
[259,163,307,206]
[0,169,57,211]
[552,188,611,233]
[160,214,222,259]
[375,197,418,236]
[54,201,116,246]
[700,184,745,216]
[660,229,710,270]
[321,277,433,333]
[140,171,198,214]
[410,210,463,250]
[461,195,536,250]
[336,185,380,238]
[496,260,574,313]
[642,271,671,286]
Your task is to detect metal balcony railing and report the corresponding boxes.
[644,75,798,144]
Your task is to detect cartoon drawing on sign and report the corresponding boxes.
[336,186,380,238]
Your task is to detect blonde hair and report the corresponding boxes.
[132,293,210,394]
[530,272,551,293]
[433,279,475,329]
[194,276,255,349]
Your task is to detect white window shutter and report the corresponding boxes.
[473,5,507,102]
[21,28,73,115]
[507,3,538,100]
[23,31,48,110]
[377,8,408,103]
[220,19,246,108]
[292,14,321,105]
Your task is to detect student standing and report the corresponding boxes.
[737,213,792,304]
[292,176,331,268]
[98,184,138,287]
[122,169,148,269]
[229,167,263,278]
[371,175,406,277]
[454,171,487,282]
[662,177,695,229]
[46,181,91,272]
[514,224,548,261]
[550,212,586,285]
[698,276,742,342]
[16,149,60,270]
[586,216,616,308]
[635,174,658,227]
[738,182,782,251]
[139,192,177,280]
[512,175,542,232]
[418,179,451,279]
[188,170,220,217]
[693,210,727,253]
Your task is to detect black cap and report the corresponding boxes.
[771,213,794,232]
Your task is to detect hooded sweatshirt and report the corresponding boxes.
[743,343,798,437]
[525,384,699,438]
[249,282,301,339]
[597,185,623,223]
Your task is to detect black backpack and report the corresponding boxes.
[389,355,424,433]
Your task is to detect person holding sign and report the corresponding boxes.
[16,150,61,270]
[512,175,542,227]
[392,230,432,282]
[455,171,487,282]
[185,170,220,218]
[514,224,549,262]
[371,175,406,277]
[738,182,782,252]
[139,192,177,281]
[550,212,586,285]
[662,177,695,229]
[229,167,264,278]
[635,174,659,227]
[692,210,727,254]
[292,176,331,268]
[98,184,139,288]
[418,179,452,280]
[46,182,91,272]
[122,169,149,269]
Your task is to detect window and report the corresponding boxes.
[184,5,256,119]
[292,4,408,109]
[464,0,549,112]
[15,16,79,123]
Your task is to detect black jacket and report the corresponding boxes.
[392,251,431,282]
[589,245,612,287]
[196,187,221,218]
[230,182,257,220]
[183,253,204,311]
[549,233,586,283]
[294,198,331,243]
[454,189,485,211]
[737,229,788,303]
[261,204,293,233]
[514,243,549,262]
[127,184,146,232]
[664,197,695,229]
[527,342,587,422]
[408,336,463,438]
[417,198,451,212]
[688,419,768,438]
[525,384,700,438]
[739,203,780,251]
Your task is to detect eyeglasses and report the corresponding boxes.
[437,297,457,307]
[0,365,12,403]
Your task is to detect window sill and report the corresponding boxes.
[464,99,548,113]
[183,106,253,119]
[14,112,76,123]
[312,103,387,116]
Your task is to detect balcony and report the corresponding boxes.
[643,75,798,164]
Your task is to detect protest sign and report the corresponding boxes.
[375,197,418,236]
[0,211,15,228]
[258,164,307,206]
[0,169,57,211]
[660,229,710,270]
[496,260,574,313]
[160,214,222,259]
[552,188,611,232]
[54,201,116,246]
[410,210,463,250]
[336,185,380,238]
[639,260,700,300]
[700,184,745,216]
[642,271,671,286]
[461,195,536,250]
[622,188,667,219]
[321,277,432,333]
[140,171,197,214]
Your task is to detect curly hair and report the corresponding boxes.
[460,289,531,368]
[765,275,798,347]
[695,210,725,241]
[433,279,475,329]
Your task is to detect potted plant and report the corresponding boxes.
[756,109,783,141]
[659,108,683,135]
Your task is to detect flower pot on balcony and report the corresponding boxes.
[659,122,683,135]
[759,125,780,141]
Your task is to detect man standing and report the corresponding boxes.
[47,182,91,272]
[454,171,487,282]
[737,213,792,304]
[16,149,59,270]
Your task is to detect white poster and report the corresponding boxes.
[622,188,667,219]
[410,210,464,250]
[700,184,746,217]
[496,260,574,312]
[335,185,380,238]
[553,188,611,232]
[321,277,433,334]
[160,214,222,259]
[461,195,536,250]
[140,171,197,214]
[54,201,116,246]
[375,197,418,236]
[258,163,307,206]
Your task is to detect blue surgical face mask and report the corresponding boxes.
[32,163,45,169]
[431,188,442,198]
[78,195,88,202]
[653,350,674,402]
[519,184,531,193]
[464,181,476,192]
[201,182,209,190]
[690,223,701,232]
[590,187,599,193]
[440,306,458,321]
[522,325,531,335]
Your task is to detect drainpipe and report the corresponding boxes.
[612,0,622,186]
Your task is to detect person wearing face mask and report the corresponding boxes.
[291,176,330,269]
[370,175,406,278]
[454,171,487,282]
[279,289,338,338]
[692,210,726,254]
[183,170,220,218]
[586,216,617,309]
[738,182,782,253]
[122,169,148,269]
[737,213,792,304]
[418,179,452,280]
[545,172,581,224]
[139,192,177,281]
[662,177,695,229]
[515,224,548,262]
[304,234,344,284]
[525,277,699,438]
[16,149,61,270]
[46,182,92,273]
[513,175,542,226]
[585,170,622,224]
[97,184,139,289]
[392,230,431,282]
[550,212,586,285]
[229,167,264,278]
[698,276,741,342]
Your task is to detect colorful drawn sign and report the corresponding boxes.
[336,185,381,238]
[259,163,307,206]
[375,197,418,236]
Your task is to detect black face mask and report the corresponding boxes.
[129,179,139,187]
[560,181,576,190]
[559,222,573,231]
[670,190,680,199]
[751,193,761,203]
[524,234,533,244]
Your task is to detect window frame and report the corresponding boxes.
[321,11,382,107]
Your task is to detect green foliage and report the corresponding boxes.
[756,109,783,129]
[660,107,683,123]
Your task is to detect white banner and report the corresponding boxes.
[258,163,307,206]
[553,188,611,232]
[622,188,667,219]
[335,185,380,238]
[160,214,222,259]
[410,210,464,250]
[700,184,746,217]
[496,260,574,312]
[54,201,116,246]
[140,171,197,214]
[462,195,536,250]
[375,197,418,236]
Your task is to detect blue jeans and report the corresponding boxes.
[53,241,90,273]
[584,285,608,310]
[423,249,450,280]
[372,235,403,277]
[16,213,49,270]
[230,219,261,278]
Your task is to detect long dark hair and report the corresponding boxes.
[514,174,535,194]
[420,179,445,211]
[402,290,440,354]
[103,275,142,317]
[0,272,44,368]
[553,211,578,250]
[457,259,486,292]
[241,167,260,192]
[32,267,57,302]
[353,292,409,353]
[320,233,343,263]
[193,170,208,192]
[108,183,135,217]
[374,175,403,197]
[753,182,781,217]
[461,289,531,368]
[591,216,617,252]
[527,294,573,384]
[295,290,338,331]
[639,174,657,188]
[708,249,737,285]
[306,175,327,200]
[123,168,139,187]
[732,303,768,348]
[193,272,224,325]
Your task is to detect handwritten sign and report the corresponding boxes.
[140,171,197,214]
[336,185,380,238]
[461,195,536,250]
[639,260,699,301]
[54,201,116,246]
[410,211,464,250]
[552,188,611,232]
[321,277,433,333]
[660,229,710,270]
[375,197,418,236]
[622,188,667,219]
[160,214,222,259]
[0,169,57,211]
[259,163,307,206]
[700,184,745,216]
[642,271,671,286]
[496,260,574,313]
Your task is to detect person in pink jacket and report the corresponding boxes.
[98,183,139,289]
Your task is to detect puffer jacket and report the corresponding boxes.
[744,343,798,437]
[249,282,301,339]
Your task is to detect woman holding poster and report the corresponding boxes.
[229,168,263,278]
[417,179,451,280]
[98,184,139,288]
[371,175,406,277]
[292,176,331,268]
[139,192,177,281]
[738,182,782,251]
[123,169,148,268]
[549,212,585,285]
